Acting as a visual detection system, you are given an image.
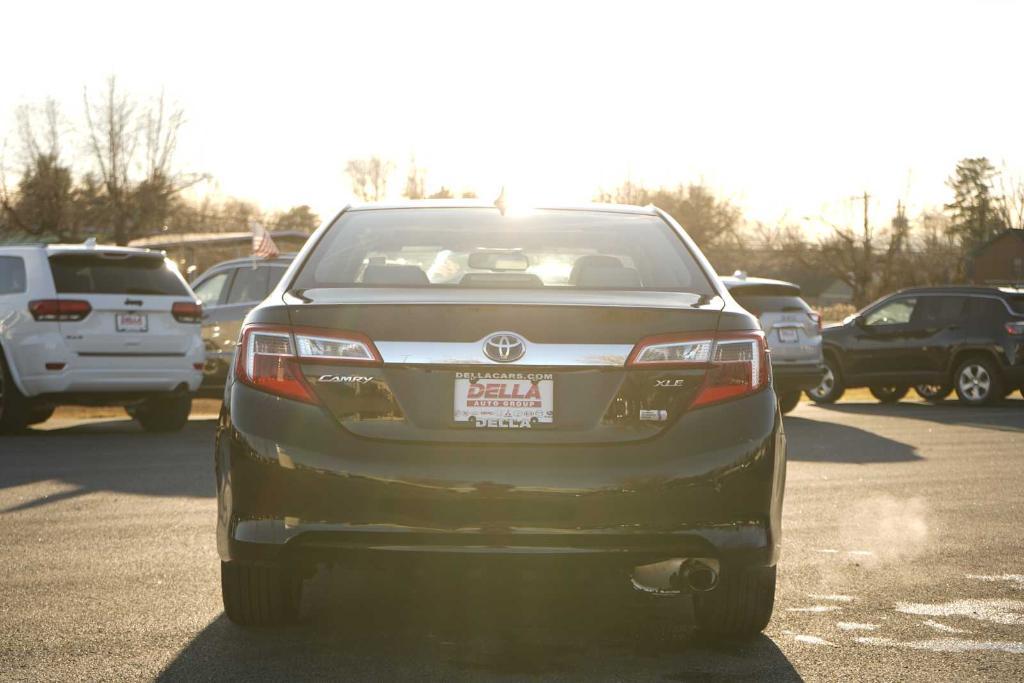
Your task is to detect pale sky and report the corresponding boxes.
[2,0,1023,235]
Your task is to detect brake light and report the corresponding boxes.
[627,331,769,408]
[172,301,202,323]
[29,299,91,321]
[235,325,381,404]
[1005,320,1024,335]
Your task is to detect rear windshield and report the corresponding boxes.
[293,208,715,294]
[731,293,810,315]
[49,254,189,296]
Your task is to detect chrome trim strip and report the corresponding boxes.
[375,336,632,367]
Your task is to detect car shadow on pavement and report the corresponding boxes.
[805,401,1024,433]
[783,416,922,463]
[156,566,802,682]
[0,418,216,512]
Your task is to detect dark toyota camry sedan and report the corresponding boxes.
[215,201,786,637]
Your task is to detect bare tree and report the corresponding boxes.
[402,156,426,199]
[346,156,394,202]
[995,162,1024,230]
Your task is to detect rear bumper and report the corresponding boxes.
[772,362,825,393]
[216,383,786,569]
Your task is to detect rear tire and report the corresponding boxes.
[131,393,192,432]
[806,359,844,404]
[0,352,31,434]
[693,565,776,638]
[954,356,1004,406]
[776,390,800,415]
[221,561,302,626]
[914,384,952,403]
[869,385,909,403]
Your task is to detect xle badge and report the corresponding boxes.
[655,379,686,387]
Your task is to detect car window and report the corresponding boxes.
[864,297,916,326]
[0,256,27,294]
[193,271,232,306]
[293,208,714,294]
[267,266,287,293]
[49,254,189,295]
[911,296,966,326]
[226,266,270,304]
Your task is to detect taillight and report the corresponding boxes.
[235,325,381,404]
[1005,320,1024,335]
[628,331,769,408]
[810,311,823,333]
[29,299,91,321]
[172,301,202,323]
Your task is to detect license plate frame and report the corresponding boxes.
[453,372,554,429]
[115,312,148,333]
[777,327,799,343]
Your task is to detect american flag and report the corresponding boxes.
[250,222,280,259]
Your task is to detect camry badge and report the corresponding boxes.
[483,333,526,363]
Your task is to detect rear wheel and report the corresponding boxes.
[914,384,952,403]
[776,390,800,415]
[130,393,192,432]
[869,385,909,403]
[806,359,844,404]
[693,565,776,638]
[954,356,1004,407]
[0,352,31,434]
[221,561,302,626]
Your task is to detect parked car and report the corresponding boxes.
[720,273,824,414]
[807,286,1024,406]
[0,242,203,433]
[216,202,786,637]
[189,255,294,397]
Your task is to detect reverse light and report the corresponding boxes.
[628,331,769,408]
[29,299,91,321]
[172,301,203,323]
[235,325,381,404]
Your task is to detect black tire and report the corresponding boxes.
[0,351,32,434]
[131,393,192,432]
[914,384,952,403]
[869,385,909,403]
[806,358,844,404]
[954,356,1004,407]
[221,561,302,626]
[693,565,776,638]
[776,390,800,415]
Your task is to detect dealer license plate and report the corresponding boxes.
[777,327,799,342]
[453,371,554,429]
[115,312,148,332]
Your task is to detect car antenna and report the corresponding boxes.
[494,186,508,216]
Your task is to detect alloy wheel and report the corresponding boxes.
[809,367,834,400]
[958,364,991,402]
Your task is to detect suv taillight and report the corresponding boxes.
[1005,320,1024,336]
[172,301,202,323]
[627,331,769,408]
[29,299,91,321]
[810,310,823,333]
[235,325,381,403]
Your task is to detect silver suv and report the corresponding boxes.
[720,273,824,413]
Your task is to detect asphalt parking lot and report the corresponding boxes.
[1,397,1022,682]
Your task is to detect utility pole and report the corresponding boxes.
[862,191,870,237]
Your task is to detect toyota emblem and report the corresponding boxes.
[483,333,526,363]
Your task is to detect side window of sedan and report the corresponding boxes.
[864,297,917,326]
[193,270,232,307]
[226,266,270,305]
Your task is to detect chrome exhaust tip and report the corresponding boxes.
[632,557,720,594]
[670,559,719,592]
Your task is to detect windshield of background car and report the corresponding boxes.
[49,254,190,296]
[292,208,715,294]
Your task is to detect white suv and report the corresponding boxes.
[0,243,204,433]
